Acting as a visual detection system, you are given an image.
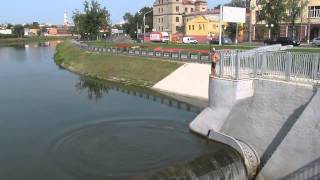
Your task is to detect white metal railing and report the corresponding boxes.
[308,9,320,18]
[216,50,320,84]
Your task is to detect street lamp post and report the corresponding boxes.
[265,23,274,39]
[104,34,107,48]
[143,9,153,44]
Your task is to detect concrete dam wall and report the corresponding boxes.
[190,78,320,179]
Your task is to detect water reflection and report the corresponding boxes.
[76,77,201,113]
[0,40,63,48]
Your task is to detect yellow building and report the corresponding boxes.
[185,15,220,43]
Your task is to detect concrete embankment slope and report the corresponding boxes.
[221,80,314,157]
[190,78,319,179]
[153,63,210,100]
[259,89,320,179]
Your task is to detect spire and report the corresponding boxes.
[64,11,69,27]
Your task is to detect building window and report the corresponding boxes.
[176,6,179,12]
[199,24,201,30]
[191,8,194,12]
[159,18,160,23]
[189,25,191,30]
[185,8,188,13]
[176,0,179,1]
[176,17,180,22]
[176,26,179,31]
[203,24,205,30]
[161,18,163,22]
[192,25,194,30]
[161,8,163,13]
[158,8,160,13]
[308,6,320,18]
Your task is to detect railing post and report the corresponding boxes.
[311,54,319,80]
[219,51,224,77]
[235,50,240,80]
[285,52,292,81]
[261,53,267,76]
[253,53,258,78]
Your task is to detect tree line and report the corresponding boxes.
[72,0,153,40]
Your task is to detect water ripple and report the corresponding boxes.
[48,118,205,179]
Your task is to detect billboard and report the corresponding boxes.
[223,6,246,23]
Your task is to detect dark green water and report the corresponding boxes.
[0,43,246,180]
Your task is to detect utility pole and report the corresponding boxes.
[136,23,139,42]
[143,9,153,44]
[219,5,223,45]
[249,0,253,44]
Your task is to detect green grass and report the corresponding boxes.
[85,40,256,50]
[285,47,320,53]
[55,41,182,87]
[0,36,73,45]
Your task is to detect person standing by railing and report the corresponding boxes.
[210,48,220,77]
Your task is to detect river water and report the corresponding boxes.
[0,42,246,180]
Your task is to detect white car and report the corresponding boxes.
[183,37,198,44]
[312,37,320,46]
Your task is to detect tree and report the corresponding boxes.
[31,22,40,29]
[225,23,244,41]
[13,24,24,38]
[260,0,286,38]
[228,0,249,7]
[122,7,153,39]
[176,26,185,34]
[73,0,110,40]
[285,0,309,39]
[6,24,13,29]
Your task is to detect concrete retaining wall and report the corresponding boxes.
[221,80,314,157]
[190,78,318,179]
[189,78,254,136]
[259,89,320,179]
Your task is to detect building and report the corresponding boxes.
[250,0,320,41]
[153,0,208,34]
[0,29,12,35]
[185,15,220,43]
[24,28,40,36]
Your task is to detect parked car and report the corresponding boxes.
[182,37,198,44]
[311,37,320,46]
[264,37,300,46]
[209,37,233,45]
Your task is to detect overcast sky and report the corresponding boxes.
[0,0,229,25]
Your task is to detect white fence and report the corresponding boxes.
[216,50,320,84]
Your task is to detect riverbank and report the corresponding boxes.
[54,41,182,87]
[0,36,72,45]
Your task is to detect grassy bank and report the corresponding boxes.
[86,40,257,50]
[54,41,182,87]
[0,36,73,45]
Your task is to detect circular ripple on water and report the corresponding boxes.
[49,119,204,179]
